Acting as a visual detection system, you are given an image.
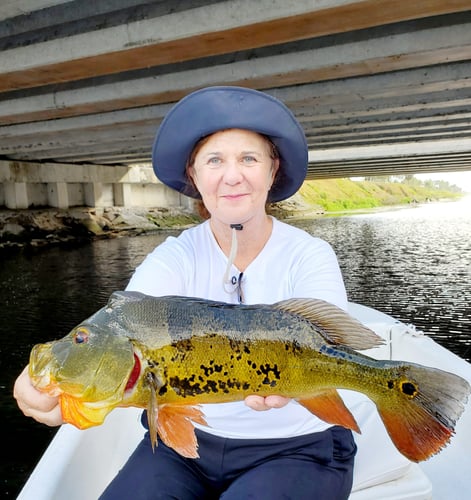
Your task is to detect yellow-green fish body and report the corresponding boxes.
[29,291,470,462]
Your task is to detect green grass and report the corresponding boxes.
[298,178,462,212]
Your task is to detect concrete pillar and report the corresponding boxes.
[4,181,29,209]
[84,182,103,207]
[47,182,69,208]
[113,183,133,206]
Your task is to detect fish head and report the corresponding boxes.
[29,321,136,429]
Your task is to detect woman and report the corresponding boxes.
[14,86,357,499]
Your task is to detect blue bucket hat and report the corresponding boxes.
[152,86,308,203]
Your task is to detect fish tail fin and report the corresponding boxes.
[157,404,208,459]
[298,390,360,433]
[376,364,470,462]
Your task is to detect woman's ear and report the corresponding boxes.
[270,158,280,185]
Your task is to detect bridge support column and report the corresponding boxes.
[47,182,69,208]
[4,181,29,209]
[113,183,132,206]
[84,182,112,207]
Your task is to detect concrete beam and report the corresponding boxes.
[0,1,72,21]
[1,0,470,92]
[1,23,470,124]
[309,139,471,163]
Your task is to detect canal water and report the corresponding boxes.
[1,197,470,497]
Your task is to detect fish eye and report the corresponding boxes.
[74,328,89,344]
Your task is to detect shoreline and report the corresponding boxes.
[0,196,463,254]
[0,206,202,253]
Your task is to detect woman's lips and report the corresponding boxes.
[221,193,247,200]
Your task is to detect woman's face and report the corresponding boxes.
[188,129,279,226]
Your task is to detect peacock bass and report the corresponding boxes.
[28,291,470,462]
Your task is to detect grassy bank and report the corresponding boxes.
[298,178,462,212]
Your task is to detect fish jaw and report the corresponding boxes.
[29,331,138,429]
[29,343,62,397]
[55,350,143,430]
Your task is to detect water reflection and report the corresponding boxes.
[296,197,471,360]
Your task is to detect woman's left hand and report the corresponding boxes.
[244,395,291,411]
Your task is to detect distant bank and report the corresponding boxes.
[0,178,463,252]
[299,177,463,212]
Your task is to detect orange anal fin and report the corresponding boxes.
[157,404,208,459]
[378,405,453,462]
[298,390,360,433]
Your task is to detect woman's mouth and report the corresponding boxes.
[222,193,247,200]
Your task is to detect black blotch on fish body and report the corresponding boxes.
[169,376,204,396]
[259,363,281,380]
[203,380,218,393]
[401,381,418,397]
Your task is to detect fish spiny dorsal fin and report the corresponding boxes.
[107,290,147,309]
[273,298,384,350]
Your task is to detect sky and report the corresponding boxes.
[414,171,471,193]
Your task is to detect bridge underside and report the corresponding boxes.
[0,0,470,182]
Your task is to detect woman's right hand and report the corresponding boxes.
[13,365,63,426]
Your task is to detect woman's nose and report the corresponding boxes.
[223,160,244,184]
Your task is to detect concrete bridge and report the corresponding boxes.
[0,0,470,209]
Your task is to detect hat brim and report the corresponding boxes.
[152,86,308,203]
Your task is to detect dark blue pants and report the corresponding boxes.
[100,426,356,499]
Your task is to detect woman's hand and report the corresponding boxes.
[13,366,63,426]
[244,395,291,411]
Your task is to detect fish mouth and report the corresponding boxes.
[29,343,62,396]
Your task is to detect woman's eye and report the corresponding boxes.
[207,158,222,169]
[242,155,257,163]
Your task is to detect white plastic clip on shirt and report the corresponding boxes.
[223,224,244,303]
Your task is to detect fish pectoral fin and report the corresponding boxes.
[60,394,112,429]
[156,404,208,459]
[298,390,360,433]
[274,298,384,350]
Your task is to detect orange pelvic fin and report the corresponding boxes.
[298,390,360,433]
[156,404,208,459]
[60,394,111,429]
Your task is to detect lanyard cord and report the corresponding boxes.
[223,224,244,301]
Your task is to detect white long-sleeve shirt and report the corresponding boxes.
[126,217,352,439]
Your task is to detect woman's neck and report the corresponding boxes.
[210,214,273,271]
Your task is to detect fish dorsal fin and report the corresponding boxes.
[274,298,384,350]
[107,290,147,308]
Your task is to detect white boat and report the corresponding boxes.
[17,303,471,500]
